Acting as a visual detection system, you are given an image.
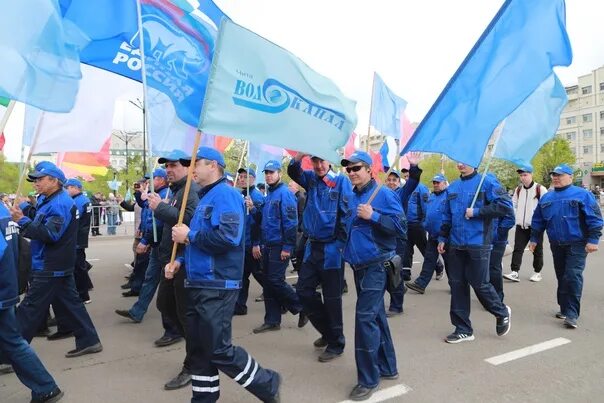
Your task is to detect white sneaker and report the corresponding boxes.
[503,271,520,282]
[529,272,542,282]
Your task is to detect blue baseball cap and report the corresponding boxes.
[341,151,372,167]
[225,172,234,182]
[64,178,83,188]
[388,170,401,178]
[432,174,447,183]
[158,149,190,164]
[191,146,226,168]
[27,161,66,184]
[263,160,282,172]
[152,168,167,179]
[237,167,256,178]
[516,164,533,173]
[550,164,573,175]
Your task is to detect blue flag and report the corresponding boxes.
[0,0,82,112]
[494,73,568,168]
[199,20,357,163]
[371,73,407,138]
[401,0,572,167]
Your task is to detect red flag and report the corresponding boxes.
[0,132,5,152]
[344,132,357,158]
[285,149,313,170]
[369,150,384,182]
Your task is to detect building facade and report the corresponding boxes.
[556,65,604,186]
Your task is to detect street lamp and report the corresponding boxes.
[129,98,147,174]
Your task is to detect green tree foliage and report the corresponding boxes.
[417,154,459,186]
[530,138,576,187]
[0,156,24,194]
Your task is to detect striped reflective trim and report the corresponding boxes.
[242,361,259,388]
[192,375,219,382]
[234,354,252,382]
[192,386,220,393]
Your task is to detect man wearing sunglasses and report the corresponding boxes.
[529,164,602,329]
[340,151,405,401]
[287,153,351,362]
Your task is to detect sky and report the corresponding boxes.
[3,0,604,161]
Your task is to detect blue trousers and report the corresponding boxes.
[353,263,397,388]
[414,238,446,289]
[130,247,162,321]
[130,248,150,293]
[17,275,100,349]
[235,249,264,312]
[387,239,406,312]
[186,288,279,403]
[483,243,506,303]
[262,245,302,325]
[297,241,345,354]
[0,307,57,400]
[550,242,587,320]
[448,247,508,335]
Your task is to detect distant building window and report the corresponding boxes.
[582,86,592,95]
[600,82,604,91]
[567,87,578,95]
[601,127,604,136]
[583,145,592,154]
[566,132,576,141]
[566,116,576,125]
[601,144,604,153]
[600,111,604,120]
[583,113,592,123]
[583,129,593,139]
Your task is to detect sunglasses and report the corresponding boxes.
[345,165,364,173]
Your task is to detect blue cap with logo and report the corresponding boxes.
[152,168,167,179]
[27,161,66,184]
[158,149,190,164]
[549,164,573,175]
[237,167,256,178]
[516,164,533,173]
[263,160,282,172]
[341,151,372,167]
[64,178,83,188]
[388,169,401,178]
[192,146,226,168]
[432,174,447,183]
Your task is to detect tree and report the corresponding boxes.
[479,158,519,191]
[530,138,576,187]
[417,154,459,186]
[0,156,23,194]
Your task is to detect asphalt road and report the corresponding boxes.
[2,232,603,402]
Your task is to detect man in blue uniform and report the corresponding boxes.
[168,146,281,403]
[234,167,265,315]
[252,160,305,333]
[288,153,350,362]
[64,179,93,303]
[341,151,404,401]
[529,164,603,329]
[407,174,448,294]
[10,161,102,357]
[437,162,512,344]
[0,203,64,403]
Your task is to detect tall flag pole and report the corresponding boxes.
[366,73,376,152]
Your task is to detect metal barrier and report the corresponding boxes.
[89,205,136,237]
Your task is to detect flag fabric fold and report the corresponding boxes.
[248,143,283,176]
[494,73,568,167]
[0,0,83,112]
[370,73,407,138]
[401,0,572,167]
[199,19,357,163]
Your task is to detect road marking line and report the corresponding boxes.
[338,384,412,403]
[485,337,571,366]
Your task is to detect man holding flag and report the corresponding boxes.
[288,153,351,362]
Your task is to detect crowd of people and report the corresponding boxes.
[0,146,602,403]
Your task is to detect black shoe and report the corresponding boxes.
[253,323,280,334]
[564,317,578,329]
[435,271,444,281]
[120,283,131,290]
[406,281,425,294]
[386,310,403,318]
[313,337,328,348]
[444,332,475,344]
[0,364,14,375]
[349,384,376,401]
[47,317,57,327]
[496,306,511,336]
[47,331,74,341]
[154,335,183,347]
[265,372,281,403]
[381,373,399,380]
[164,368,192,390]
[318,350,342,362]
[298,312,309,328]
[35,328,51,338]
[30,387,64,403]
[65,342,103,358]
[555,311,567,320]
[122,290,139,297]
[233,307,248,316]
[115,309,141,323]
[255,294,264,302]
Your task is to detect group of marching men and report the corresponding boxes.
[0,145,602,403]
